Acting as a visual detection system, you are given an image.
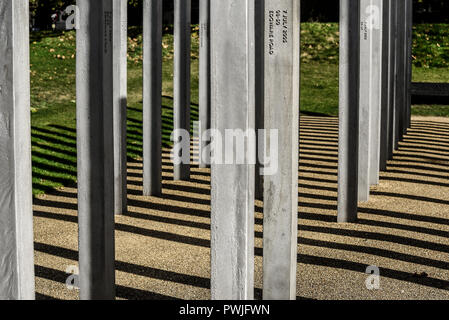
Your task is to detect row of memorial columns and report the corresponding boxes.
[0,0,414,300]
[338,0,414,222]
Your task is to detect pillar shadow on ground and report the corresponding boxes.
[33,116,449,299]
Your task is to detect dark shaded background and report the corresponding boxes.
[31,0,449,30]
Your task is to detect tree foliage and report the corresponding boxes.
[30,0,75,28]
[29,0,449,29]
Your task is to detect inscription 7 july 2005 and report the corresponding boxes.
[267,9,289,56]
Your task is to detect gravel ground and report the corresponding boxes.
[33,116,449,300]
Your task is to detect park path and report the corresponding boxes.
[33,116,449,300]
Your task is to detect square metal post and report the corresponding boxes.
[337,0,360,222]
[143,0,163,196]
[210,0,256,300]
[113,0,128,214]
[262,0,300,300]
[0,0,35,300]
[76,0,116,300]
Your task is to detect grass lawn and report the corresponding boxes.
[29,23,449,195]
